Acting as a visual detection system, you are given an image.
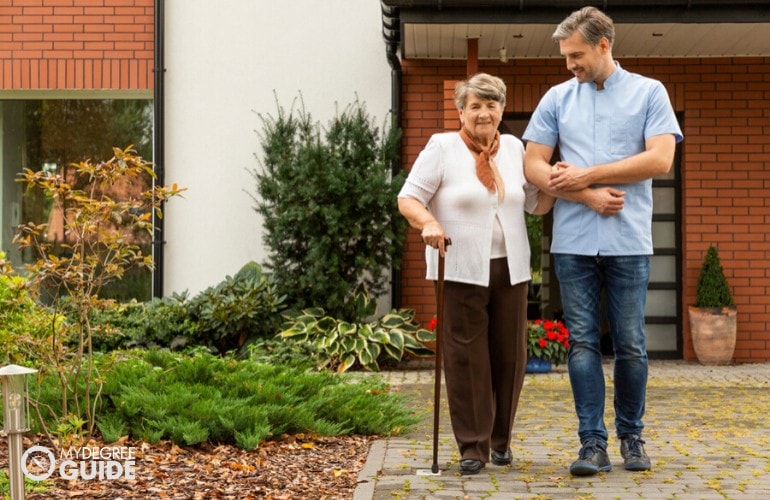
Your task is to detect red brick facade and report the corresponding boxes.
[0,0,154,90]
[398,57,770,363]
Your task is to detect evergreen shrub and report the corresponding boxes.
[252,97,406,322]
[92,349,417,449]
[695,245,734,308]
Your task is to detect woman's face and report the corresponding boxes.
[459,93,503,146]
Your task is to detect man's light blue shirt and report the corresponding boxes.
[523,62,683,256]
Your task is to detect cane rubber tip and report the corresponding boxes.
[431,464,439,474]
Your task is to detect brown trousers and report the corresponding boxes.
[439,258,528,462]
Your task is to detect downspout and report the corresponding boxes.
[382,1,403,309]
[152,0,166,298]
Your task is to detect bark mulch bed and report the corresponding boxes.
[1,433,375,499]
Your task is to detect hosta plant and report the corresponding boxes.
[279,286,434,372]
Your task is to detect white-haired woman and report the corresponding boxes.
[398,72,553,475]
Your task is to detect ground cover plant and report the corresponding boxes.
[29,349,418,451]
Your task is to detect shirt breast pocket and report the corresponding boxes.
[610,113,646,157]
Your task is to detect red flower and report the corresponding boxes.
[428,317,437,332]
[528,318,570,365]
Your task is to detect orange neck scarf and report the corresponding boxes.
[459,127,505,202]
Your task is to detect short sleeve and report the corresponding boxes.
[645,81,683,143]
[397,135,444,206]
[522,89,559,147]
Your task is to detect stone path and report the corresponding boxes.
[353,360,770,499]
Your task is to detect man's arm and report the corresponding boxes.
[524,142,625,217]
[548,134,677,191]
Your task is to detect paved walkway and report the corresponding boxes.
[353,360,770,499]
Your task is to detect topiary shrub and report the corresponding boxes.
[252,96,406,322]
[695,245,734,308]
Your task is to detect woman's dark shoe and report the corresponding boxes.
[458,459,484,475]
[491,448,513,466]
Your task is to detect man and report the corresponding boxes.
[523,7,683,476]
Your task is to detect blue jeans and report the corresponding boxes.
[553,254,650,446]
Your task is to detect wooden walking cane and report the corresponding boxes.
[417,238,450,476]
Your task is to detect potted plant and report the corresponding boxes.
[526,319,570,373]
[688,245,737,365]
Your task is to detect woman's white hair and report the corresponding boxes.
[454,73,507,110]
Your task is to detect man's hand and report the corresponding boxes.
[582,187,626,216]
[549,162,592,191]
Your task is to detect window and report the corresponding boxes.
[0,98,154,301]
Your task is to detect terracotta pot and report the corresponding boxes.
[688,305,737,365]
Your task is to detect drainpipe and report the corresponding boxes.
[382,1,403,309]
[152,0,166,298]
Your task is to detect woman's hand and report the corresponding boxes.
[398,197,451,256]
[421,221,449,256]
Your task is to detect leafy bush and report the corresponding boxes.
[88,349,418,449]
[279,286,435,372]
[86,262,285,354]
[87,292,198,351]
[186,261,287,353]
[252,97,406,322]
[0,256,63,365]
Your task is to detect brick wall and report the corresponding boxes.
[399,57,770,363]
[0,0,154,90]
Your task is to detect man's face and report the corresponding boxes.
[559,31,611,85]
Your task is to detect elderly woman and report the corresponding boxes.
[398,73,553,475]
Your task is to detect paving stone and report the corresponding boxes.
[355,360,770,499]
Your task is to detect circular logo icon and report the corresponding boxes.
[21,445,56,481]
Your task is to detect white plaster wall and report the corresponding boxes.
[164,0,392,296]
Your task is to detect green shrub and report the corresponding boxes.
[0,259,62,365]
[279,286,435,372]
[252,97,406,322]
[90,349,417,449]
[87,292,197,351]
[695,245,734,308]
[187,261,287,353]
[87,262,285,354]
[96,413,127,443]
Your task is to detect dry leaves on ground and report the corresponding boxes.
[1,433,374,499]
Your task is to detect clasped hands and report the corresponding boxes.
[549,162,625,217]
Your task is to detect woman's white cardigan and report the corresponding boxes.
[398,132,539,287]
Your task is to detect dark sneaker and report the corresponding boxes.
[569,439,612,476]
[620,434,651,471]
